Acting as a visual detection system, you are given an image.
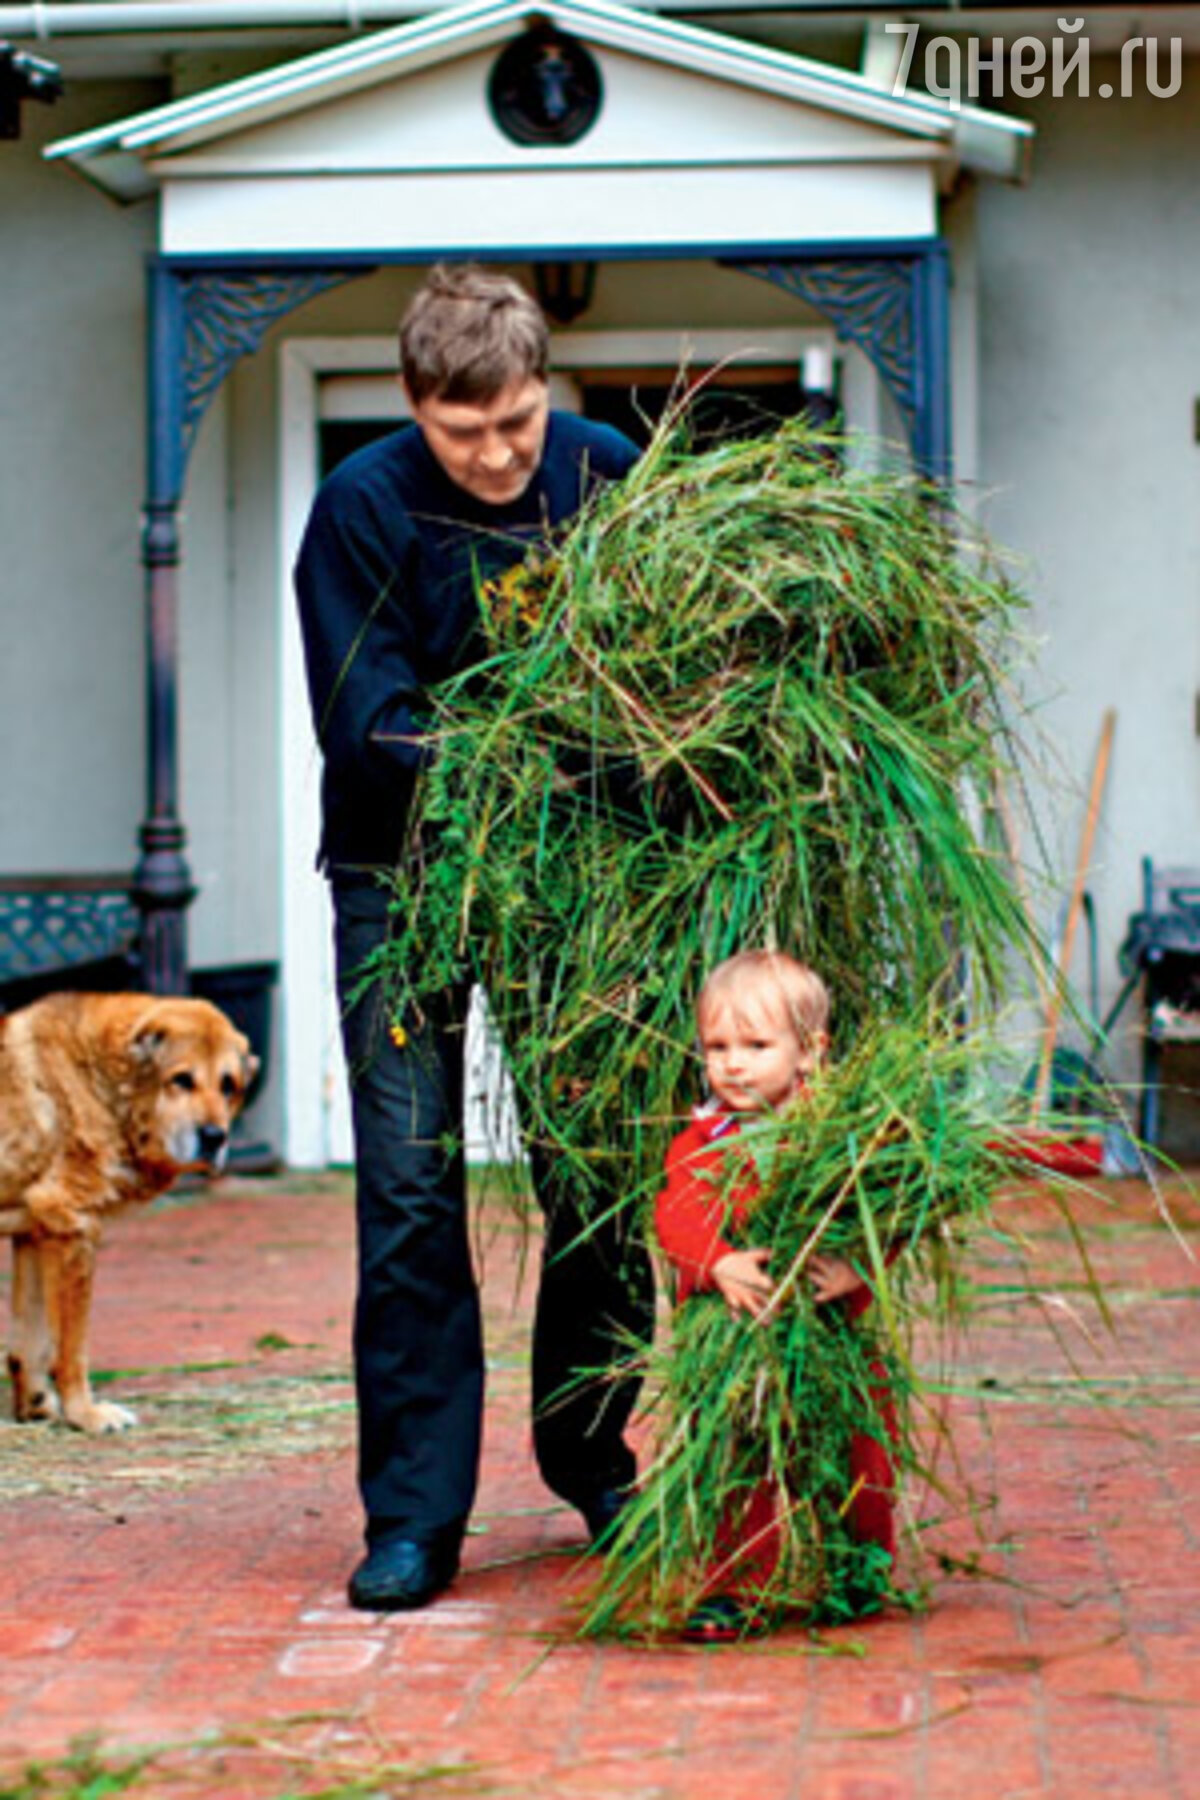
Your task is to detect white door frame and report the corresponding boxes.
[277,325,846,1168]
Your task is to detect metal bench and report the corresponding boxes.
[0,873,142,1012]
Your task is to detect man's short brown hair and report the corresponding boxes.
[399,263,549,404]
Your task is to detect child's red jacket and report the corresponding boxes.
[653,1103,896,1573]
[655,1105,876,1321]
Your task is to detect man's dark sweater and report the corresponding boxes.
[294,410,638,871]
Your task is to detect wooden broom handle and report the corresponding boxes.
[1030,707,1116,1119]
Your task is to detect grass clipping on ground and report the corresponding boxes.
[374,416,1039,1633]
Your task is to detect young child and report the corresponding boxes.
[654,949,897,1640]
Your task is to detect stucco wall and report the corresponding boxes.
[0,79,162,873]
[975,59,1200,1139]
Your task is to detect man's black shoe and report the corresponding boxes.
[348,1537,458,1612]
[581,1487,628,1551]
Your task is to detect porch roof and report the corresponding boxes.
[46,0,1033,205]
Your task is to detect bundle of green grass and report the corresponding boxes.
[377,416,1034,1630]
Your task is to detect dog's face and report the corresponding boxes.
[126,998,259,1174]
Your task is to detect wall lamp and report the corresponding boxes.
[533,261,597,326]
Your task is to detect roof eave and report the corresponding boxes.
[45,0,1034,194]
[952,108,1034,183]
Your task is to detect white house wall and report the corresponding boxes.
[176,385,234,963]
[974,59,1200,1109]
[0,80,160,873]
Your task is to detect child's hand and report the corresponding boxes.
[712,1248,775,1319]
[808,1253,867,1306]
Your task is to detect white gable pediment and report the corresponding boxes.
[47,0,1031,255]
[149,43,937,179]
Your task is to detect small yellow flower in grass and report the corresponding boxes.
[389,1021,408,1049]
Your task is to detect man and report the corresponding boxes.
[294,264,653,1612]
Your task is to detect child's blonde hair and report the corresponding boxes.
[696,950,830,1049]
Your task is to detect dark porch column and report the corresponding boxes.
[134,263,192,994]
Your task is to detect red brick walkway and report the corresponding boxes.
[1,1170,1197,1798]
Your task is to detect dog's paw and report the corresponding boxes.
[66,1399,139,1434]
[13,1385,62,1424]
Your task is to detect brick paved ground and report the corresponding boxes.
[0,1168,1197,1798]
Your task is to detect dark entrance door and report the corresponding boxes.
[579,369,822,449]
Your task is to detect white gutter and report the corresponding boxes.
[0,0,890,29]
[0,0,795,30]
[0,3,411,32]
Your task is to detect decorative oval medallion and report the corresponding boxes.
[488,24,603,148]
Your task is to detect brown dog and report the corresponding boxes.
[0,991,258,1433]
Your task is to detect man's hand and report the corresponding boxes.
[808,1253,867,1306]
[712,1247,775,1319]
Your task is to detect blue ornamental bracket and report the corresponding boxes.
[138,258,369,993]
[148,262,367,509]
[724,242,952,485]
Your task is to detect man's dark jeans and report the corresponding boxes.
[332,875,654,1549]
